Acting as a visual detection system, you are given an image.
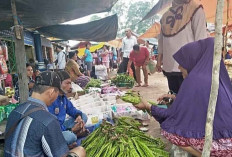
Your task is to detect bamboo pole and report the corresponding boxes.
[223,0,230,60]
[202,0,225,156]
[11,0,29,102]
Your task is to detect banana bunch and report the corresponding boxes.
[82,117,169,157]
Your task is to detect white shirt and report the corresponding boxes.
[158,8,207,72]
[122,36,137,58]
[57,51,66,69]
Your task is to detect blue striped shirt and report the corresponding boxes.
[4,97,69,157]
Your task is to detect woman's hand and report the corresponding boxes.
[134,98,151,111]
[157,94,176,102]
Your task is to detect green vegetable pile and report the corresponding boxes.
[85,79,101,89]
[111,74,135,88]
[82,117,169,157]
[121,90,141,105]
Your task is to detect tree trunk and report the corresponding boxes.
[202,0,225,156]
[11,0,29,102]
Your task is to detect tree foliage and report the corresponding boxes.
[88,0,160,38]
[109,0,160,37]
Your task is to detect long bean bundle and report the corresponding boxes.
[82,117,169,157]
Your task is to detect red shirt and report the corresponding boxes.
[129,47,149,66]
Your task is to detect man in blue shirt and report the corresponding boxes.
[83,43,93,77]
[4,71,86,157]
[48,70,88,147]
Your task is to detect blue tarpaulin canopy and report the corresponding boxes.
[37,14,118,42]
[0,0,118,30]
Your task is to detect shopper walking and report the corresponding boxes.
[118,28,137,80]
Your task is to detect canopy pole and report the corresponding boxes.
[11,0,29,102]
[202,0,224,156]
[223,0,230,60]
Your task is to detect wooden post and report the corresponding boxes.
[202,0,224,156]
[223,0,230,60]
[11,0,29,102]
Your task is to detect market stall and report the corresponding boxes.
[62,74,171,156]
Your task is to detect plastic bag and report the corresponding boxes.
[148,60,157,74]
[71,82,83,93]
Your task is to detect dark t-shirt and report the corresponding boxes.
[129,47,149,66]
[4,97,69,157]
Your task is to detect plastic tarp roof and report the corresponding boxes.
[142,0,232,25]
[0,0,117,30]
[37,14,118,42]
[139,22,161,39]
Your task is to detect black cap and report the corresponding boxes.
[35,71,63,92]
[56,70,71,82]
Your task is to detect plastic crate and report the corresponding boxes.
[0,106,5,123]
[116,82,134,88]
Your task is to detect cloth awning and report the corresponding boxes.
[77,42,105,56]
[37,14,118,42]
[108,39,122,48]
[142,0,232,25]
[0,0,118,30]
[139,22,161,39]
[195,0,232,25]
[71,41,91,50]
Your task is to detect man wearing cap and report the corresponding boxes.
[4,71,86,157]
[48,70,88,147]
